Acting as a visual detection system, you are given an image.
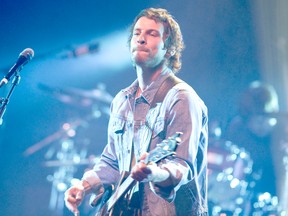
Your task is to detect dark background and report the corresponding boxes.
[0,1,265,215]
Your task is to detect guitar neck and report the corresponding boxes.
[106,174,136,212]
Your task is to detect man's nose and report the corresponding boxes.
[137,36,146,45]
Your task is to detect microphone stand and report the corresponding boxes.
[0,74,21,126]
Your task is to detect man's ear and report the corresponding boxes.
[165,49,176,58]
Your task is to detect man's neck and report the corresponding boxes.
[136,64,167,92]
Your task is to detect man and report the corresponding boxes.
[225,81,282,213]
[65,8,208,216]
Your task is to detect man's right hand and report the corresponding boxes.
[64,182,86,215]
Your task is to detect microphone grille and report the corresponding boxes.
[20,48,35,60]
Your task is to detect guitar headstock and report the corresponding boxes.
[146,132,182,164]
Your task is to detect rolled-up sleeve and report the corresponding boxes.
[149,83,207,201]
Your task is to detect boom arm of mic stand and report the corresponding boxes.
[0,75,21,126]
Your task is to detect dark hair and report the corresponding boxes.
[128,8,185,73]
[239,81,279,117]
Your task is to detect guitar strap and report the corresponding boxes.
[127,75,183,210]
[150,75,183,109]
[144,75,183,154]
[131,75,183,168]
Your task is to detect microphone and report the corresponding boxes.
[0,48,34,88]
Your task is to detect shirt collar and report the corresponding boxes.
[122,67,173,105]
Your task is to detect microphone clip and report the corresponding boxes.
[0,75,22,126]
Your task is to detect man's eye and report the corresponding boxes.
[150,32,159,37]
[133,32,140,35]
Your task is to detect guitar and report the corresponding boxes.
[91,132,182,216]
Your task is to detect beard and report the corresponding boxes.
[131,50,166,69]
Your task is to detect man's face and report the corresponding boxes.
[130,16,167,68]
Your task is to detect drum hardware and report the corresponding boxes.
[45,137,80,215]
[22,97,107,215]
[208,139,253,214]
[250,192,286,216]
[43,125,100,216]
[211,206,243,216]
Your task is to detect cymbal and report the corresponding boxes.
[38,83,113,106]
[43,156,100,167]
[66,86,113,104]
